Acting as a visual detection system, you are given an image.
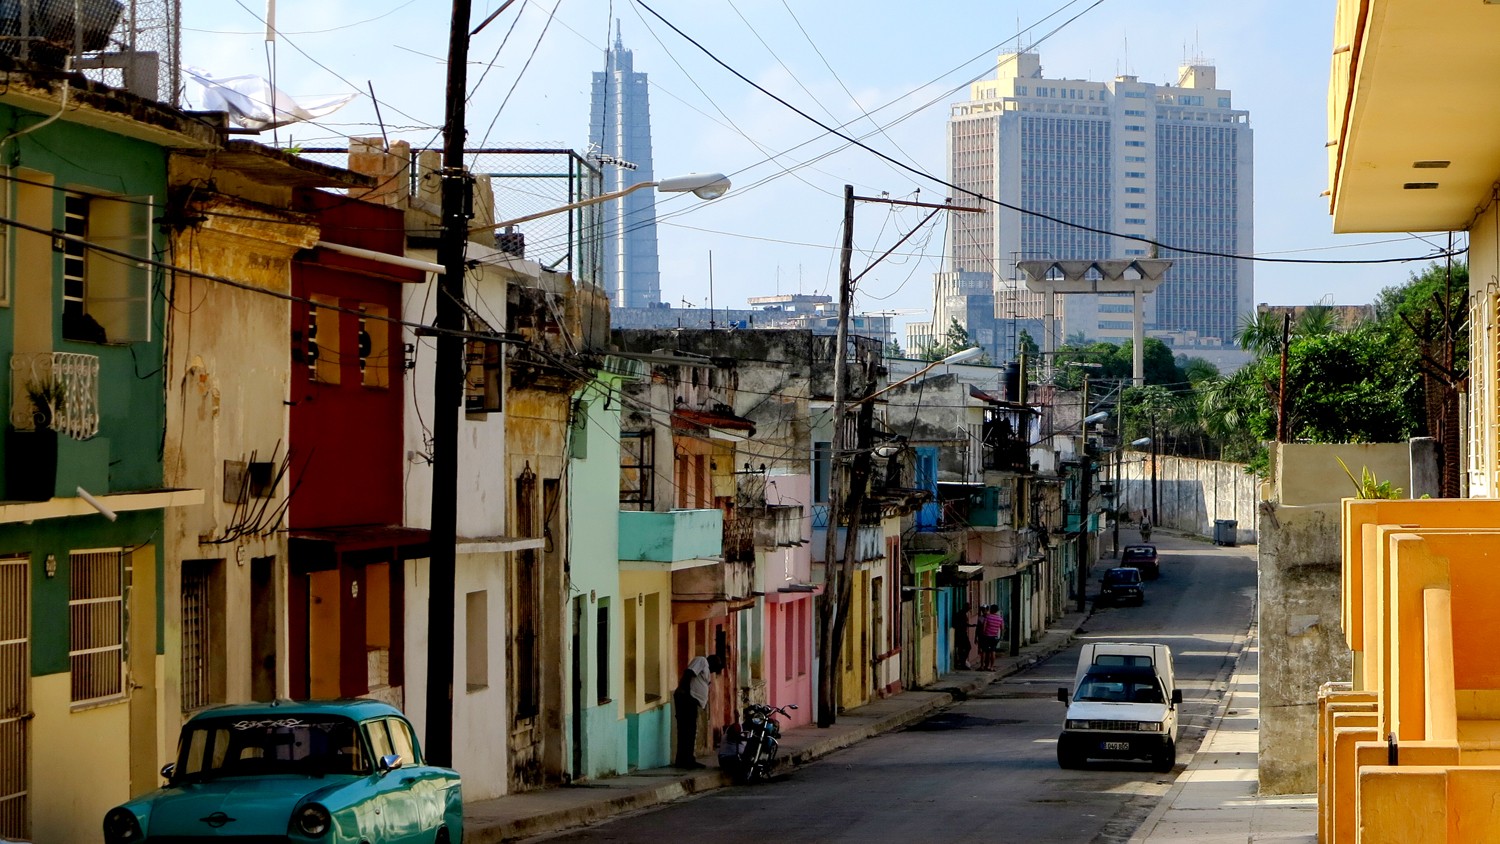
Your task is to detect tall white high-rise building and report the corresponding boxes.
[935,51,1253,363]
[589,27,663,309]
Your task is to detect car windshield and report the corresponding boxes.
[1123,548,1155,560]
[1075,671,1164,703]
[1104,569,1140,585]
[175,715,370,780]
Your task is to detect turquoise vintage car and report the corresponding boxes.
[102,699,462,843]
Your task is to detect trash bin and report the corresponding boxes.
[1214,519,1238,547]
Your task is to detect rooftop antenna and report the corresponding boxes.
[709,250,716,329]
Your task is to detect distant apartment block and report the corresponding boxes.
[938,51,1253,361]
[613,293,894,347]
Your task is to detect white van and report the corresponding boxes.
[1056,642,1181,772]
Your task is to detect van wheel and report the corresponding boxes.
[1153,739,1176,773]
[1057,740,1083,769]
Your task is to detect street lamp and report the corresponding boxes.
[488,172,732,229]
[853,346,983,407]
[426,166,729,763]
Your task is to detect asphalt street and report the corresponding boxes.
[533,533,1257,844]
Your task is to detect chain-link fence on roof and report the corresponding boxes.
[296,146,604,286]
[0,0,184,106]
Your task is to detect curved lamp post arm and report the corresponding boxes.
[483,172,731,232]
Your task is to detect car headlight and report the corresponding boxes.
[103,807,144,843]
[1065,720,1089,730]
[294,803,332,837]
[1138,721,1163,732]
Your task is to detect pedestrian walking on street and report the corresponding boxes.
[978,605,1002,671]
[673,653,723,769]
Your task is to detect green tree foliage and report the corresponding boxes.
[1017,330,1039,359]
[1179,356,1221,386]
[918,318,971,362]
[885,339,905,359]
[1270,324,1419,443]
[1052,338,1183,388]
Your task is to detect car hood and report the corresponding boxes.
[1065,701,1168,721]
[138,776,354,837]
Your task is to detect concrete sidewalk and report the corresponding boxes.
[465,612,1088,843]
[1131,635,1317,843]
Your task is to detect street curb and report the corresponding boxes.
[468,769,732,844]
[1125,619,1257,844]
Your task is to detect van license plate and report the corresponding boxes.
[1102,741,1130,751]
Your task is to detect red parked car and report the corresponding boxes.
[1121,544,1160,579]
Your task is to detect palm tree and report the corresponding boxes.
[1294,305,1338,339]
[1236,311,1284,357]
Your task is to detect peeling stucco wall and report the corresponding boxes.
[1257,441,1409,794]
[1258,499,1349,793]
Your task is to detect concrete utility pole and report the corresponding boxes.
[817,187,979,727]
[425,0,475,767]
[1076,377,1090,613]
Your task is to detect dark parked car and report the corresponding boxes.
[103,699,462,843]
[1121,544,1160,579]
[1099,566,1144,606]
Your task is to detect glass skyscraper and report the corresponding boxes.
[588,28,664,310]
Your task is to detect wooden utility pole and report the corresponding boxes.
[1076,376,1090,613]
[1276,312,1291,444]
[425,0,475,767]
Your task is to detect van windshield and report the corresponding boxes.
[1074,670,1163,704]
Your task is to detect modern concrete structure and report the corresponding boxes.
[941,50,1253,361]
[613,293,896,348]
[1312,1,1500,835]
[589,27,664,310]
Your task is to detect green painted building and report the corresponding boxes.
[0,74,216,843]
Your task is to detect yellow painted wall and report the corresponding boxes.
[840,570,869,712]
[30,674,131,844]
[1340,500,1500,660]
[620,569,672,717]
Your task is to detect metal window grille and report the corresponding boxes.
[9,351,101,439]
[69,550,125,705]
[0,556,29,840]
[180,566,211,711]
[619,430,654,509]
[62,193,87,327]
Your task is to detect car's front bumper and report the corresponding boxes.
[1059,730,1170,760]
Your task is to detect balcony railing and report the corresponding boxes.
[10,352,100,440]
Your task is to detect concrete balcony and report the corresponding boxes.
[619,508,722,570]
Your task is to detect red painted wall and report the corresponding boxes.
[289,191,418,529]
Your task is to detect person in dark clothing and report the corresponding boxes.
[673,653,724,768]
[953,603,974,670]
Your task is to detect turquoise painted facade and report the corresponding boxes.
[618,508,723,561]
[566,371,631,780]
[0,86,216,844]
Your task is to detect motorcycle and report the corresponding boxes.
[720,702,797,784]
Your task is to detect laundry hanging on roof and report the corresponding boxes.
[185,66,356,131]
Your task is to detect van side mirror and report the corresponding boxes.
[1171,689,1183,705]
[1057,687,1069,703]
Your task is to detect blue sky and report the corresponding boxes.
[183,1,1455,335]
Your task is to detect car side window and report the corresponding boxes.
[387,717,418,765]
[367,719,395,762]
